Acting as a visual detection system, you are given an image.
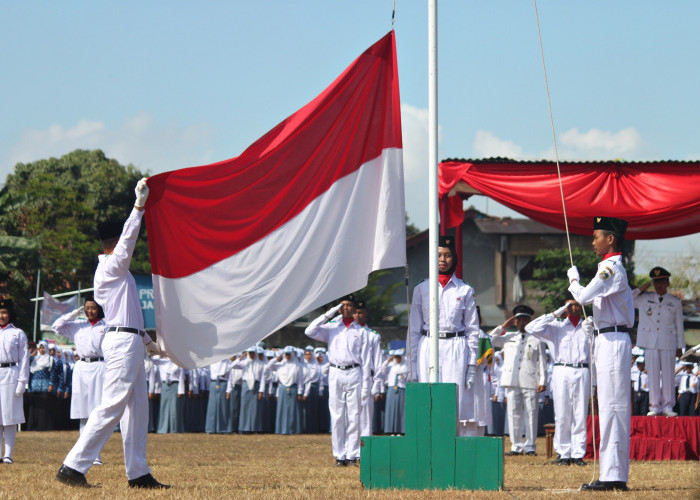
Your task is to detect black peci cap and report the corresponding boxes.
[649,267,671,280]
[97,220,123,241]
[593,216,628,236]
[512,304,534,318]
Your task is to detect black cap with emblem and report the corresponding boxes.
[649,266,671,280]
[512,304,534,318]
[592,216,628,236]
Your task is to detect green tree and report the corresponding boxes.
[526,247,635,311]
[405,215,421,238]
[353,270,405,327]
[0,149,149,332]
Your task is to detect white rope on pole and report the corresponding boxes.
[532,0,598,485]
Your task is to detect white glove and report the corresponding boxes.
[15,383,25,397]
[553,304,569,317]
[145,341,162,356]
[361,385,369,401]
[324,303,343,320]
[582,317,595,338]
[567,266,580,283]
[135,177,149,208]
[68,306,85,320]
[465,365,476,390]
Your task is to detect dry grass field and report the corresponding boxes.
[0,432,697,499]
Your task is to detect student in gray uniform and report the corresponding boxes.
[381,349,408,434]
[267,346,304,434]
[232,347,265,433]
[206,358,231,434]
[154,356,185,433]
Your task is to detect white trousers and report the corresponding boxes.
[328,366,362,461]
[505,387,538,452]
[644,348,676,413]
[360,392,373,437]
[594,331,631,483]
[417,335,474,435]
[551,365,590,459]
[64,332,150,480]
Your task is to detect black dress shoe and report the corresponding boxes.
[525,451,537,456]
[554,457,570,465]
[505,450,522,456]
[581,480,628,491]
[572,458,587,466]
[56,465,92,488]
[335,459,347,467]
[128,473,171,489]
[348,458,360,466]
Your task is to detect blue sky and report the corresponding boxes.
[2,1,699,275]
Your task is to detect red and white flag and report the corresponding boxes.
[145,32,405,368]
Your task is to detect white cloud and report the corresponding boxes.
[400,103,443,229]
[3,113,216,178]
[558,127,642,156]
[473,130,524,159]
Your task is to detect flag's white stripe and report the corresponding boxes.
[153,148,405,368]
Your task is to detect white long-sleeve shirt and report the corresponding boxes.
[380,357,408,388]
[305,314,372,391]
[94,208,149,343]
[0,323,29,387]
[525,313,590,365]
[569,254,634,330]
[52,314,106,359]
[266,357,304,395]
[408,275,480,369]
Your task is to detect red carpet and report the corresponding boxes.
[585,416,700,460]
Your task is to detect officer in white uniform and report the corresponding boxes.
[568,216,634,492]
[407,236,481,436]
[57,179,169,489]
[52,297,106,464]
[632,266,684,416]
[490,305,547,455]
[0,298,29,464]
[526,299,590,465]
[305,294,372,467]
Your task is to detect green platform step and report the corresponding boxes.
[360,382,503,490]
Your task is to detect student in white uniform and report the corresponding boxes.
[632,266,685,416]
[0,298,29,464]
[407,236,481,436]
[57,179,168,489]
[51,297,107,463]
[568,216,634,492]
[305,295,372,467]
[526,299,590,466]
[676,362,698,416]
[490,305,547,455]
[380,349,408,434]
[354,301,383,438]
[632,357,650,416]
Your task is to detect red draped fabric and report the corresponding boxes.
[439,159,700,239]
[585,416,700,460]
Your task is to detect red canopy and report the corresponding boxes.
[439,158,700,240]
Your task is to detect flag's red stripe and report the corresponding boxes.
[145,32,401,279]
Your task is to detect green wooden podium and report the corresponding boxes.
[360,383,503,490]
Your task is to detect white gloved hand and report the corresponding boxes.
[15,383,25,397]
[135,177,149,208]
[145,341,162,356]
[465,365,476,390]
[324,303,343,320]
[553,304,569,317]
[68,306,85,320]
[567,266,580,283]
[361,385,369,401]
[582,317,595,338]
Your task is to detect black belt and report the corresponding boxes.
[554,362,589,368]
[0,362,17,368]
[107,326,145,337]
[80,357,104,363]
[595,325,629,336]
[420,330,465,339]
[330,363,360,370]
[164,380,178,386]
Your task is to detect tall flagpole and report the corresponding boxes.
[428,0,439,383]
